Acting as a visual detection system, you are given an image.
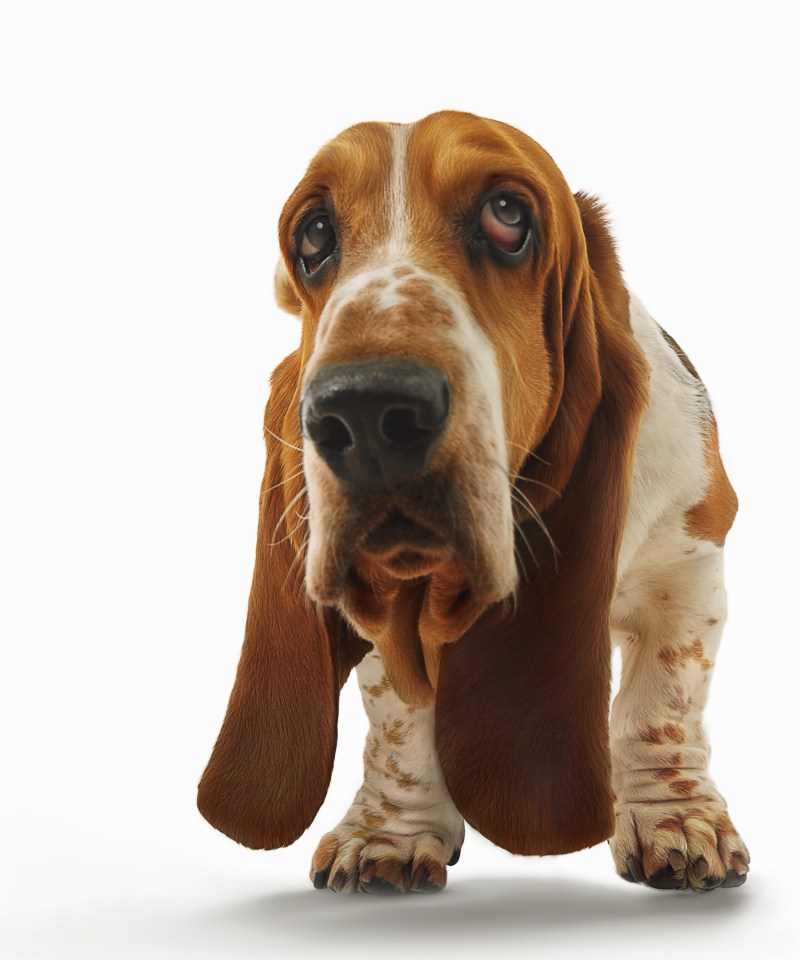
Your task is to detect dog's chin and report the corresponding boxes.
[355,508,449,580]
[305,491,518,697]
[306,502,516,702]
[318,506,513,655]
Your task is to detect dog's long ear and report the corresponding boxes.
[274,260,303,316]
[435,193,650,856]
[197,351,370,849]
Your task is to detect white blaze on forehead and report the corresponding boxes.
[387,124,411,257]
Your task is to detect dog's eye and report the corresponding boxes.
[479,195,527,253]
[299,214,336,274]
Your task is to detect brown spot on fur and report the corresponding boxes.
[658,646,681,676]
[670,753,683,765]
[364,674,392,698]
[655,816,683,832]
[395,280,456,326]
[362,809,387,829]
[664,723,685,743]
[655,768,681,782]
[684,417,738,547]
[380,797,402,816]
[382,719,409,746]
[658,640,713,676]
[670,779,699,797]
[707,617,719,626]
[641,723,685,745]
[385,756,421,789]
[688,638,713,671]
[641,725,664,744]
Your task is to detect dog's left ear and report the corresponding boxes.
[435,193,650,856]
[274,259,303,316]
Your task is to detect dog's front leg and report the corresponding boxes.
[609,543,750,890]
[310,647,464,894]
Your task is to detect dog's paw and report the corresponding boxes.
[310,825,460,894]
[611,798,750,891]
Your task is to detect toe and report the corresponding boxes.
[646,865,685,890]
[722,869,748,888]
[624,855,646,884]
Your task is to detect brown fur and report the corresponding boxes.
[684,418,738,547]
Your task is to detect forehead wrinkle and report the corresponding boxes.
[284,122,394,249]
[403,113,563,224]
[310,123,392,192]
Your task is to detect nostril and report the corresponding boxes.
[312,415,354,455]
[380,407,431,447]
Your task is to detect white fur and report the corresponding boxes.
[617,293,712,578]
[387,124,411,258]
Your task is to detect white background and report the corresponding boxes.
[1,1,798,958]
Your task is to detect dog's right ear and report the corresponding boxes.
[274,260,303,316]
[197,351,371,849]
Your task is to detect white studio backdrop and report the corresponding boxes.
[1,2,797,958]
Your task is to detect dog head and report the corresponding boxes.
[275,111,607,699]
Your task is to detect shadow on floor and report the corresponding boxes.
[194,873,753,947]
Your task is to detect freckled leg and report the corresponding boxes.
[609,546,749,891]
[310,647,465,894]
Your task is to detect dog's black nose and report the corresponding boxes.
[301,359,450,488]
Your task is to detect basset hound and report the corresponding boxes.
[197,111,750,894]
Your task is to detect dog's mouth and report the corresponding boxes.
[357,507,449,579]
[304,467,518,702]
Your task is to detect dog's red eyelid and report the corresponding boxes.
[479,198,525,252]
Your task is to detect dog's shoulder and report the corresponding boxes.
[618,293,736,577]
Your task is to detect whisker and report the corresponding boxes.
[263,468,305,494]
[505,439,550,467]
[269,515,308,547]
[510,487,560,572]
[265,424,303,453]
[511,474,562,499]
[285,534,309,592]
[270,485,308,544]
[491,459,561,500]
[286,536,311,579]
[513,517,539,570]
